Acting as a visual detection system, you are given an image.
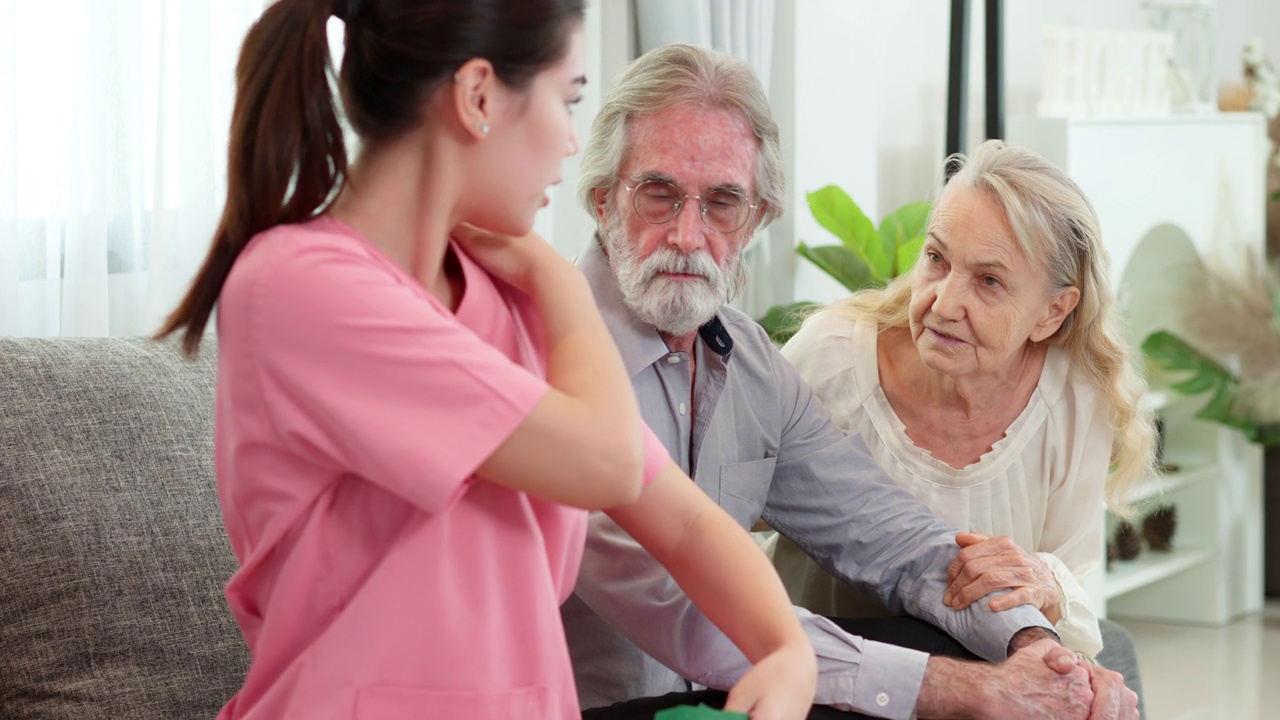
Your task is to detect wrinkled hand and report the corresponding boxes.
[450,222,566,294]
[946,533,1064,623]
[723,641,817,720]
[1081,661,1139,720]
[982,638,1094,719]
[1008,626,1063,656]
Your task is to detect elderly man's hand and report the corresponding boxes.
[1081,660,1139,720]
[917,638,1093,719]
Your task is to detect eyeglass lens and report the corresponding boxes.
[631,180,749,233]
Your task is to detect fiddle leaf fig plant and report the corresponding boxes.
[758,185,930,344]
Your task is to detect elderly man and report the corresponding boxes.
[560,44,1138,720]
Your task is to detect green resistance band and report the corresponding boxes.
[654,704,749,720]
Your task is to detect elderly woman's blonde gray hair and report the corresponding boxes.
[819,140,1156,515]
[576,43,784,231]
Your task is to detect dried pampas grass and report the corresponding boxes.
[1180,248,1280,423]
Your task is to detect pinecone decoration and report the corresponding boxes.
[1142,504,1177,552]
[1115,522,1142,561]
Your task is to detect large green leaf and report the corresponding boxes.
[756,300,820,345]
[879,201,932,276]
[896,235,926,277]
[806,186,889,279]
[1141,330,1251,430]
[797,242,877,293]
[1252,422,1280,445]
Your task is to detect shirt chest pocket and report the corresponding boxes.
[717,455,777,530]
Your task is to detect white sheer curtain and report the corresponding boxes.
[634,0,778,319]
[0,0,262,337]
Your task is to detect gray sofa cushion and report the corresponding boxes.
[0,337,249,719]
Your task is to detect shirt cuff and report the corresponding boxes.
[849,640,928,719]
[1037,551,1104,657]
[968,602,1057,661]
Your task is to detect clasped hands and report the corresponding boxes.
[998,631,1138,720]
[953,534,1138,720]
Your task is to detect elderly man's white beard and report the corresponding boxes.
[601,211,748,337]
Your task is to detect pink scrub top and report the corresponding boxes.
[212,216,666,719]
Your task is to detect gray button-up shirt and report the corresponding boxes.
[562,241,1053,719]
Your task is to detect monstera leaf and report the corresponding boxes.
[1141,330,1256,436]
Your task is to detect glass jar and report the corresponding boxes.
[1143,0,1217,112]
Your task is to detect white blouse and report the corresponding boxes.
[773,311,1108,656]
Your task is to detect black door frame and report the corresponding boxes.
[945,0,1004,177]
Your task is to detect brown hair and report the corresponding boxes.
[156,0,585,355]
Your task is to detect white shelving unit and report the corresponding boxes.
[1124,464,1218,506]
[1104,547,1214,600]
[1008,114,1267,625]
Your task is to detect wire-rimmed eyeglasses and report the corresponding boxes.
[619,178,759,234]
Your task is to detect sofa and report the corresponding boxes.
[0,336,249,719]
[0,336,1145,719]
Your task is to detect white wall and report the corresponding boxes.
[555,0,1280,303]
[775,0,881,306]
[873,0,1280,218]
[535,0,636,259]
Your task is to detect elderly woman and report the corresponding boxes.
[772,140,1156,696]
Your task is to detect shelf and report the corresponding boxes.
[1129,463,1218,505]
[1102,461,1217,511]
[1104,545,1213,599]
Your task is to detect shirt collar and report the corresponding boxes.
[697,315,734,360]
[577,237,734,376]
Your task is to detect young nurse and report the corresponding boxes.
[157,1,815,718]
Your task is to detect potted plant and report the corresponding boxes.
[757,185,930,344]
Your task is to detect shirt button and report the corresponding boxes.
[678,402,687,416]
[875,692,890,707]
[666,355,682,364]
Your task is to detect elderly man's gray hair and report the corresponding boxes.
[577,43,785,230]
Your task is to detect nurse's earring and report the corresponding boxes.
[452,69,491,139]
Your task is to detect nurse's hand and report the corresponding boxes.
[945,533,1063,624]
[451,222,573,295]
[723,639,817,720]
